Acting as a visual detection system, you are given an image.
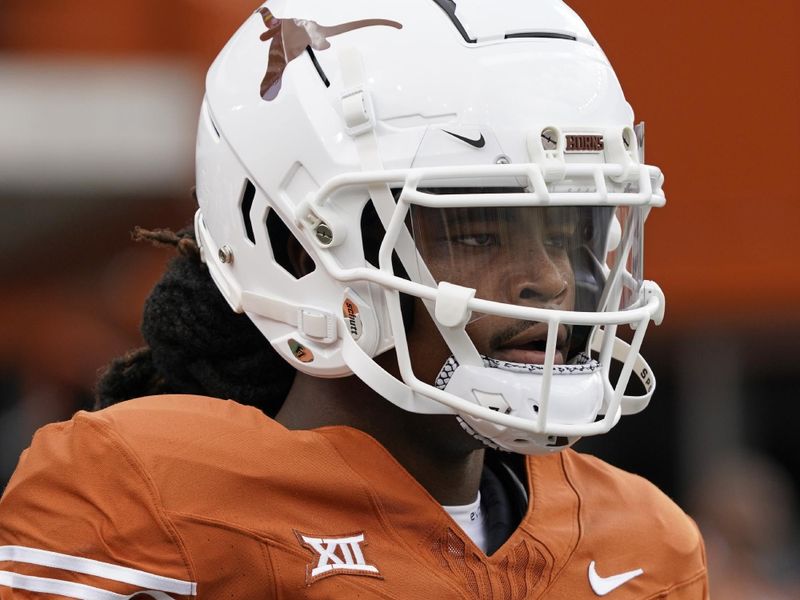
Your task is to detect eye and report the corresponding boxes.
[453,233,498,247]
[544,234,568,249]
[543,221,578,250]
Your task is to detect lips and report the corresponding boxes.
[492,323,569,365]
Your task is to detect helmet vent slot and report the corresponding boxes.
[431,0,474,43]
[305,47,330,89]
[240,179,256,244]
[361,200,385,270]
[504,32,576,41]
[266,208,316,279]
[431,0,577,44]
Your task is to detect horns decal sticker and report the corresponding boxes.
[257,7,402,101]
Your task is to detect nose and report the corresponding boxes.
[511,254,570,307]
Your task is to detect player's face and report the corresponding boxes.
[407,205,577,380]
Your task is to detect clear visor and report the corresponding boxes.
[410,197,645,317]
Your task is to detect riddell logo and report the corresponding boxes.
[342,298,363,340]
[566,134,604,152]
[256,7,402,101]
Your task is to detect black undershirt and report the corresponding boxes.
[479,451,529,555]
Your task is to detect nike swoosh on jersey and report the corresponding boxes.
[588,560,644,596]
[443,130,486,148]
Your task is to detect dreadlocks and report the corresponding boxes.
[94,225,294,416]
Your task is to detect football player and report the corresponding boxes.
[0,1,708,598]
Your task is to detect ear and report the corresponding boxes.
[287,236,316,278]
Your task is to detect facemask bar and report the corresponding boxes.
[295,159,664,438]
[385,183,654,436]
[595,207,644,314]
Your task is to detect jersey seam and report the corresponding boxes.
[258,534,279,599]
[165,510,304,557]
[166,511,420,600]
[531,451,583,596]
[514,459,557,592]
[311,429,471,598]
[166,508,386,571]
[313,429,442,541]
[79,415,197,591]
[542,451,709,600]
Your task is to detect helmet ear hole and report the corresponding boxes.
[266,209,317,280]
[286,236,317,278]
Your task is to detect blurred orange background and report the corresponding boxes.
[573,0,800,323]
[3,0,797,325]
[1,2,798,597]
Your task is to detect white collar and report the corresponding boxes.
[443,492,488,553]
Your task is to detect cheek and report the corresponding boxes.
[464,317,498,355]
[558,256,577,310]
[405,301,454,382]
[425,253,492,289]
[472,270,504,302]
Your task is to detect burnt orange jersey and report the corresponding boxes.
[0,395,708,599]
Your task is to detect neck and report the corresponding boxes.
[275,371,485,505]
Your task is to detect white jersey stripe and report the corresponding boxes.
[0,570,177,599]
[0,546,196,595]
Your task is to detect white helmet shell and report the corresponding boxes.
[195,0,666,454]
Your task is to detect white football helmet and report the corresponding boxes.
[194,0,666,454]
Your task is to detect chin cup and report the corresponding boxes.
[435,355,604,455]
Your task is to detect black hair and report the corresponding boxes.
[94,195,413,414]
[94,225,294,416]
[98,189,598,412]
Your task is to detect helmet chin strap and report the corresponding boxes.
[590,327,656,415]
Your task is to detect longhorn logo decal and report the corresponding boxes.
[257,7,402,101]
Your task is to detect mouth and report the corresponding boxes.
[491,323,570,365]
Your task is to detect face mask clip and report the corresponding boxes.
[434,282,476,328]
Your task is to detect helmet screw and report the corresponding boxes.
[315,223,333,245]
[496,155,511,165]
[218,245,234,264]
